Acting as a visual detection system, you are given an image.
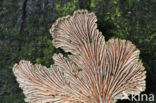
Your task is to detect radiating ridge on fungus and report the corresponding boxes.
[13,10,146,103]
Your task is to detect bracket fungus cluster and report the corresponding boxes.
[13,10,146,103]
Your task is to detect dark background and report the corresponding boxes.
[0,0,155,103]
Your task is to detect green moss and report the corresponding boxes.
[56,0,78,16]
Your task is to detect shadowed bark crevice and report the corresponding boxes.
[19,0,28,34]
[17,0,28,52]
